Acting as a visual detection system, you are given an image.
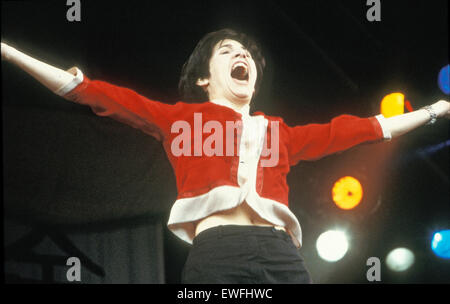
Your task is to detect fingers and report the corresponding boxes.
[1,42,16,61]
[439,100,450,119]
[432,100,450,118]
[1,42,11,61]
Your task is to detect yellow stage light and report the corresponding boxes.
[331,176,363,210]
[380,93,405,118]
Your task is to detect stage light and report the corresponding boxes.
[380,93,405,118]
[316,230,349,262]
[386,247,415,272]
[331,176,363,210]
[431,230,450,259]
[438,64,450,95]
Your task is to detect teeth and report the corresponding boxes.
[231,61,249,81]
[232,62,247,71]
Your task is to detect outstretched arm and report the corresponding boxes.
[1,41,181,141]
[381,100,450,138]
[284,100,449,166]
[1,42,75,94]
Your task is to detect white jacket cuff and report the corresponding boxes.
[374,114,392,141]
[54,67,84,96]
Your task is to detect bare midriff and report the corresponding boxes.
[194,201,287,237]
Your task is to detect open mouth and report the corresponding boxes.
[230,62,249,82]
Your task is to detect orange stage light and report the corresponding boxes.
[331,176,363,210]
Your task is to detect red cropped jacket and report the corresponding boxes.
[59,67,390,247]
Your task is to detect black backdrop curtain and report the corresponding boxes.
[3,84,177,282]
[4,218,166,284]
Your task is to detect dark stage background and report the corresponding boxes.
[2,0,449,283]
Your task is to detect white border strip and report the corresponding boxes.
[167,186,303,247]
[374,114,392,141]
[54,67,84,96]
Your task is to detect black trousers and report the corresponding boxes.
[181,225,312,284]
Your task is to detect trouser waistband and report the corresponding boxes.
[193,224,291,245]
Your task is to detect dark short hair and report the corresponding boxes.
[178,28,266,102]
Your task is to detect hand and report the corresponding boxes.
[432,100,450,119]
[1,42,14,61]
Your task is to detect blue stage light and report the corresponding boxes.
[438,64,450,95]
[431,230,450,259]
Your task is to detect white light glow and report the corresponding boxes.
[316,230,349,262]
[432,233,442,249]
[386,247,415,272]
